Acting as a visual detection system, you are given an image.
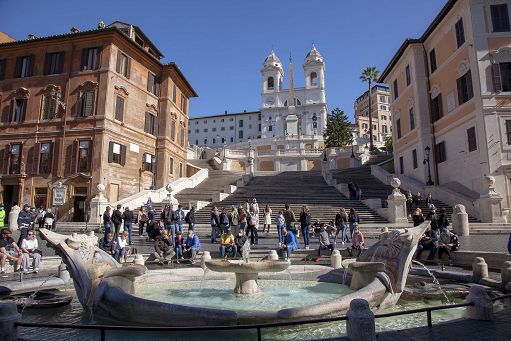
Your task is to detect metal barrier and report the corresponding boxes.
[14,293,511,341]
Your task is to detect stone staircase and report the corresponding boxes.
[329,154,479,223]
[192,171,387,225]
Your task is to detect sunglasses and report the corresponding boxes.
[28,233,34,236]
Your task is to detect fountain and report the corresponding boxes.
[37,222,430,326]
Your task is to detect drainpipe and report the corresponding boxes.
[421,42,439,186]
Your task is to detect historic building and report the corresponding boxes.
[188,110,262,149]
[354,84,392,147]
[380,0,511,218]
[0,21,197,221]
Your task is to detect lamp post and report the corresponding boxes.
[351,144,355,158]
[423,146,434,186]
[216,134,220,153]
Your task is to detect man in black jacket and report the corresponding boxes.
[185,206,196,231]
[122,207,134,245]
[112,204,123,241]
[17,204,34,247]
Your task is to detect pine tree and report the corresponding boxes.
[324,108,353,148]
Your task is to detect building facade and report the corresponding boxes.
[0,21,196,221]
[380,0,511,215]
[188,110,261,149]
[354,84,392,147]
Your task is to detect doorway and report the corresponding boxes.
[3,185,19,217]
[73,196,86,222]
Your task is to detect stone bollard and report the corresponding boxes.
[501,261,511,291]
[330,250,342,269]
[346,299,376,341]
[268,250,278,261]
[464,285,494,320]
[201,251,211,270]
[134,254,145,266]
[472,257,488,282]
[72,232,78,238]
[58,262,70,283]
[452,204,469,236]
[0,303,21,341]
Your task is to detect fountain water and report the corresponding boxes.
[412,260,451,304]
[20,272,58,313]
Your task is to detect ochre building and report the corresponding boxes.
[0,21,197,221]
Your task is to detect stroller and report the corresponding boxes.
[146,221,161,241]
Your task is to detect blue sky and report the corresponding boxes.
[0,0,446,121]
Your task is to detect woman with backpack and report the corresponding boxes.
[348,208,360,240]
[299,205,312,249]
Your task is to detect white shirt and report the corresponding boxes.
[117,237,128,249]
[22,238,38,251]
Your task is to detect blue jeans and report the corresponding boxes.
[189,223,195,231]
[124,223,132,244]
[301,226,310,247]
[104,223,111,239]
[220,245,237,258]
[278,246,293,259]
[334,224,349,244]
[349,222,356,239]
[176,221,183,233]
[277,225,284,243]
[165,223,176,240]
[175,245,183,259]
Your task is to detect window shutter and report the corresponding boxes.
[115,96,124,121]
[154,115,159,136]
[492,63,502,92]
[108,141,114,163]
[49,97,57,119]
[147,72,154,92]
[27,55,34,77]
[87,140,93,172]
[151,155,156,173]
[14,57,21,78]
[48,142,54,173]
[456,77,463,104]
[58,52,65,73]
[126,57,131,79]
[467,71,473,100]
[81,48,88,70]
[120,144,127,166]
[44,53,51,75]
[144,113,150,133]
[155,77,161,96]
[116,50,122,74]
[96,47,103,70]
[84,91,94,116]
[0,59,5,80]
[1,145,9,174]
[51,141,59,175]
[32,143,41,174]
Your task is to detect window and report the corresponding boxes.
[212,138,216,144]
[172,84,177,103]
[116,51,130,78]
[230,137,234,143]
[268,125,273,131]
[221,137,225,143]
[81,47,101,71]
[0,59,5,80]
[114,96,125,121]
[221,127,225,131]
[203,120,207,124]
[42,94,57,120]
[467,126,477,152]
[506,120,511,144]
[399,156,404,174]
[181,95,187,113]
[380,95,386,103]
[194,129,199,133]
[13,98,27,123]
[145,112,158,136]
[412,149,418,169]
[435,141,447,163]
[382,115,387,120]
[9,143,22,174]
[171,120,177,141]
[230,126,234,130]
[457,70,473,104]
[169,157,174,174]
[221,118,224,122]
[44,52,64,75]
[180,127,185,147]
[195,139,198,145]
[393,79,399,99]
[15,55,33,78]
[147,72,161,96]
[204,128,208,132]
[491,4,510,32]
[179,162,183,178]
[212,127,217,132]
[455,18,465,48]
[267,77,274,90]
[429,49,437,73]
[78,91,95,117]
[108,142,126,165]
[239,130,244,139]
[204,139,207,145]
[382,125,388,134]
[405,65,411,86]
[249,124,252,129]
[142,153,155,172]
[78,140,91,172]
[494,62,511,92]
[258,124,261,131]
[310,72,318,86]
[239,119,244,128]
[38,142,52,174]
[229,118,234,122]
[396,119,402,139]
[431,94,443,122]
[195,121,198,125]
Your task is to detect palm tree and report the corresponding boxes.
[360,67,380,151]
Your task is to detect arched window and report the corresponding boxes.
[267,77,274,90]
[310,72,318,86]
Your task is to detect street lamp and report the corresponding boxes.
[351,144,355,158]
[216,134,220,153]
[423,146,434,186]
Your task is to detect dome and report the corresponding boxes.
[263,50,282,68]
[305,45,323,64]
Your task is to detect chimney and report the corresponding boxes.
[70,27,80,33]
[243,110,247,113]
[27,34,37,40]
[98,21,105,29]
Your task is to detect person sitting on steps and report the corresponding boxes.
[220,227,237,259]
[315,224,334,257]
[153,229,175,264]
[278,228,298,261]
[347,224,365,258]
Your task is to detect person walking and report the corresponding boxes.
[17,204,34,247]
[283,204,296,230]
[103,206,112,239]
[210,207,220,243]
[348,208,360,240]
[334,208,349,245]
[239,208,247,234]
[219,207,230,235]
[276,210,285,244]
[299,205,312,249]
[137,207,147,237]
[122,206,134,245]
[175,204,185,234]
[111,204,123,241]
[246,206,259,245]
[185,206,196,231]
[263,204,272,233]
[229,206,239,234]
